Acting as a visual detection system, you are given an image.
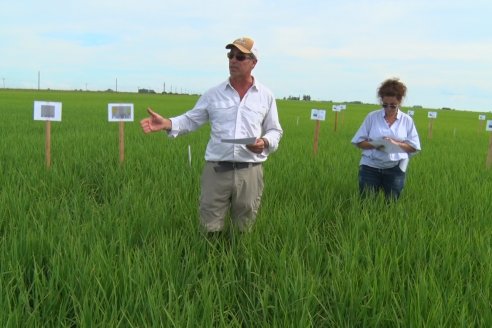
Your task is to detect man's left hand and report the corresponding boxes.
[247,138,268,154]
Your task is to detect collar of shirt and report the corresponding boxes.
[225,76,259,93]
[379,108,401,120]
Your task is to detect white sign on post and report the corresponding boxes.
[332,104,344,112]
[408,110,415,116]
[108,103,134,122]
[311,109,326,121]
[108,103,134,164]
[428,112,438,119]
[479,115,486,121]
[34,101,62,121]
[486,120,492,132]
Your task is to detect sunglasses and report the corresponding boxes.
[382,103,399,109]
[227,52,253,61]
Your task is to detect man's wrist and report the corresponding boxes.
[261,137,269,149]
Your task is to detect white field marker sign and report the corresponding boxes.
[427,111,437,139]
[311,109,326,154]
[108,103,134,164]
[34,101,62,168]
[486,120,492,168]
[408,110,415,117]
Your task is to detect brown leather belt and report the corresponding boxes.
[212,161,262,173]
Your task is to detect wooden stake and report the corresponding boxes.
[428,119,433,139]
[479,120,485,134]
[313,120,320,155]
[334,111,339,132]
[188,145,192,167]
[119,121,124,164]
[487,133,492,169]
[45,120,51,168]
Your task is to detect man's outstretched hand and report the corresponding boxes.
[140,108,171,133]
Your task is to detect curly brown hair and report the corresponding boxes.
[377,78,407,102]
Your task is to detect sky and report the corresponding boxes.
[1,0,492,112]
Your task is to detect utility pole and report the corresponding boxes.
[38,71,40,90]
[115,78,118,92]
[2,78,5,88]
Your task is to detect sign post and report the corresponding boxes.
[486,120,492,168]
[119,121,125,163]
[310,109,326,155]
[34,101,62,168]
[340,104,346,127]
[332,104,345,132]
[427,111,437,139]
[46,121,51,167]
[188,145,192,167]
[479,114,486,133]
[108,103,134,164]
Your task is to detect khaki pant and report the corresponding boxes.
[199,162,264,232]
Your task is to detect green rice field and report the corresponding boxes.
[1,89,492,326]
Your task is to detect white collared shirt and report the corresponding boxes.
[168,79,283,162]
[351,108,421,169]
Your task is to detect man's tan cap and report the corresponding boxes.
[225,37,258,59]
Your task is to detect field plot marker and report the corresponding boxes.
[119,121,125,163]
[332,105,339,132]
[46,121,51,167]
[108,103,134,164]
[34,101,62,168]
[340,104,347,127]
[311,109,326,154]
[188,145,192,167]
[479,114,486,133]
[486,120,492,168]
[332,104,346,131]
[427,111,437,139]
[331,104,342,132]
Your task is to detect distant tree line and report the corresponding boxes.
[138,88,157,94]
[283,95,311,101]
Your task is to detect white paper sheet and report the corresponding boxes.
[368,138,404,154]
[398,158,409,172]
[221,137,257,145]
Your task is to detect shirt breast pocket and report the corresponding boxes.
[242,104,268,125]
[209,101,236,124]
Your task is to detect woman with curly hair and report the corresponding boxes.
[351,78,421,200]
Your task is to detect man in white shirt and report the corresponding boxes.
[140,36,283,233]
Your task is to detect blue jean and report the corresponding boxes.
[358,164,406,200]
